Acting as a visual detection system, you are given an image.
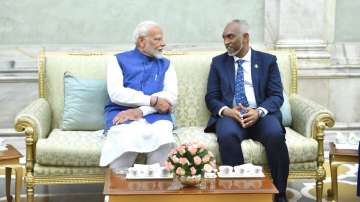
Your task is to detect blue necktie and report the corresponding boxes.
[234,59,249,107]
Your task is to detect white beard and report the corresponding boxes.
[227,48,240,57]
[153,51,163,59]
[144,44,163,59]
[227,43,243,57]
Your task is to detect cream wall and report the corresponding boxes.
[0,0,264,45]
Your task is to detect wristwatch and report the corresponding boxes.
[256,108,264,118]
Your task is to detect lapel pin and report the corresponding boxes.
[254,64,259,68]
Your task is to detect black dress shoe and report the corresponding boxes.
[274,194,288,202]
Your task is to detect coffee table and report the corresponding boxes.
[327,142,358,202]
[103,169,278,202]
[0,144,23,202]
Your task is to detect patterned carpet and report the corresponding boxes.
[286,162,359,202]
[0,161,358,202]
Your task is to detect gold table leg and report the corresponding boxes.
[5,167,13,202]
[4,165,23,202]
[14,165,23,202]
[327,162,340,202]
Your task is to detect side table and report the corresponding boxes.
[327,142,358,202]
[0,145,23,202]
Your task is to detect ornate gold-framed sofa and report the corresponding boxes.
[15,49,334,202]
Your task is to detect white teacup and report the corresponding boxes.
[219,165,233,175]
[147,168,154,176]
[253,166,262,174]
[160,167,170,177]
[234,166,245,175]
[128,167,137,176]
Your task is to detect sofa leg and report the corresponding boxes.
[26,184,34,202]
[25,174,35,202]
[316,179,323,202]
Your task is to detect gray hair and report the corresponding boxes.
[133,21,159,44]
[231,19,250,34]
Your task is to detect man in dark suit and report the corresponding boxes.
[205,19,289,202]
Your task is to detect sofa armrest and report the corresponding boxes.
[289,94,335,139]
[15,98,52,141]
[289,94,335,181]
[14,98,52,176]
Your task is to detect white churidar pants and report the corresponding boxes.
[99,119,175,169]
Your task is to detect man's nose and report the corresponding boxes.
[160,40,166,47]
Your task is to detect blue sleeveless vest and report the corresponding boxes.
[104,48,172,130]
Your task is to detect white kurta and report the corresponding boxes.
[99,56,178,167]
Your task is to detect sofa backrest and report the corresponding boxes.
[39,50,297,130]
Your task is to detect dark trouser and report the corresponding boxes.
[216,115,289,195]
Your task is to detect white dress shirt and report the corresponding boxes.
[107,56,178,116]
[219,49,268,117]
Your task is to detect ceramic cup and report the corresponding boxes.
[128,167,137,176]
[160,167,170,177]
[147,168,154,176]
[234,166,245,175]
[219,165,233,175]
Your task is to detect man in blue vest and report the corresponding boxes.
[205,19,289,202]
[100,21,177,171]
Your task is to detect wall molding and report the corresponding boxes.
[298,66,360,78]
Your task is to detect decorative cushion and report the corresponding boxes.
[280,91,292,127]
[62,72,107,130]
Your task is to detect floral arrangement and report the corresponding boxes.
[164,142,217,177]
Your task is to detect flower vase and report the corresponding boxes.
[178,174,202,187]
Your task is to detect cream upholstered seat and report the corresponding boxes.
[15,50,334,202]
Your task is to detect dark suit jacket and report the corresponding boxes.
[204,49,284,132]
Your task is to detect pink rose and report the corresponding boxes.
[176,167,185,176]
[203,164,213,172]
[198,143,205,149]
[170,149,177,155]
[176,145,185,151]
[179,157,188,165]
[202,154,210,163]
[176,146,186,155]
[193,156,202,165]
[172,155,179,163]
[190,167,197,175]
[189,146,198,155]
[164,161,174,171]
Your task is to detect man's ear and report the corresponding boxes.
[138,37,146,49]
[243,33,249,43]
